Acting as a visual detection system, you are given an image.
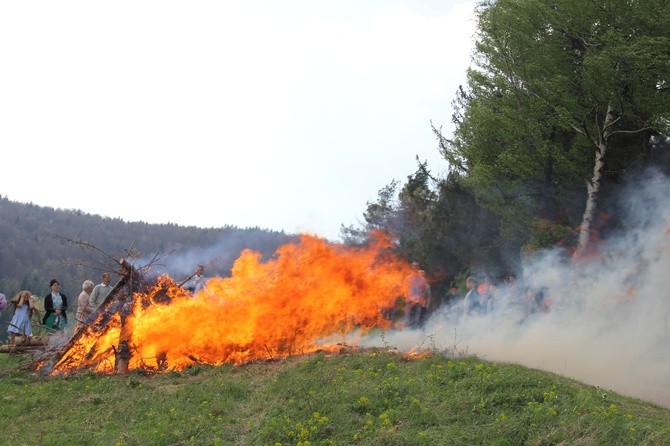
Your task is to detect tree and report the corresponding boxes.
[342,160,504,292]
[447,0,670,255]
[340,180,400,246]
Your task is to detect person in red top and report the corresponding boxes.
[404,262,431,327]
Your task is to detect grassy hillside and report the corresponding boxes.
[1,350,668,445]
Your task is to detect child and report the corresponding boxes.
[7,290,35,343]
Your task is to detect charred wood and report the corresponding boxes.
[114,340,131,374]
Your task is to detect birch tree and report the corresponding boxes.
[448,0,670,254]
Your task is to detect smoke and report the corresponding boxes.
[360,168,670,408]
[133,230,293,282]
[140,240,239,282]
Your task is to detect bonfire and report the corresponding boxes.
[30,234,413,376]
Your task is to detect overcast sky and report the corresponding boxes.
[0,1,476,241]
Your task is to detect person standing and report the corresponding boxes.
[76,280,95,327]
[462,276,481,317]
[42,279,68,331]
[189,264,207,294]
[90,273,113,308]
[404,262,431,327]
[7,290,35,342]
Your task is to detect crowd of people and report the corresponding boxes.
[1,265,209,343]
[0,273,119,342]
[448,273,551,324]
[394,263,555,330]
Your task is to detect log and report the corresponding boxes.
[114,340,131,374]
[0,336,48,353]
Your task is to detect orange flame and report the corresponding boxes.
[51,234,413,374]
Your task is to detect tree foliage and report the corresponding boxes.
[446,0,670,253]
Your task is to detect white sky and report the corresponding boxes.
[0,1,476,241]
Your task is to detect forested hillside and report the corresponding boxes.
[0,196,293,300]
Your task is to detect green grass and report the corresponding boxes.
[1,350,668,445]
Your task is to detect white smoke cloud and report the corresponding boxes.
[360,167,670,408]
[133,231,293,283]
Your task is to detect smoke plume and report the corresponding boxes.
[362,168,670,408]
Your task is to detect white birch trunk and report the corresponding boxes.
[576,103,615,256]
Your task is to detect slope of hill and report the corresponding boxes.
[1,350,669,445]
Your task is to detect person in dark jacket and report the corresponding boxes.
[42,279,68,331]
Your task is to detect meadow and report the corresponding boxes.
[1,349,669,445]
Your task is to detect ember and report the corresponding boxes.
[36,234,413,375]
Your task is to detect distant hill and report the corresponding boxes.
[0,195,295,301]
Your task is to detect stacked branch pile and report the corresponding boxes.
[30,259,152,375]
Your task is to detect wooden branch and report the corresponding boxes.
[608,125,652,136]
[0,336,47,353]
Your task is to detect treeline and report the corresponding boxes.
[341,0,670,298]
[0,196,293,300]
